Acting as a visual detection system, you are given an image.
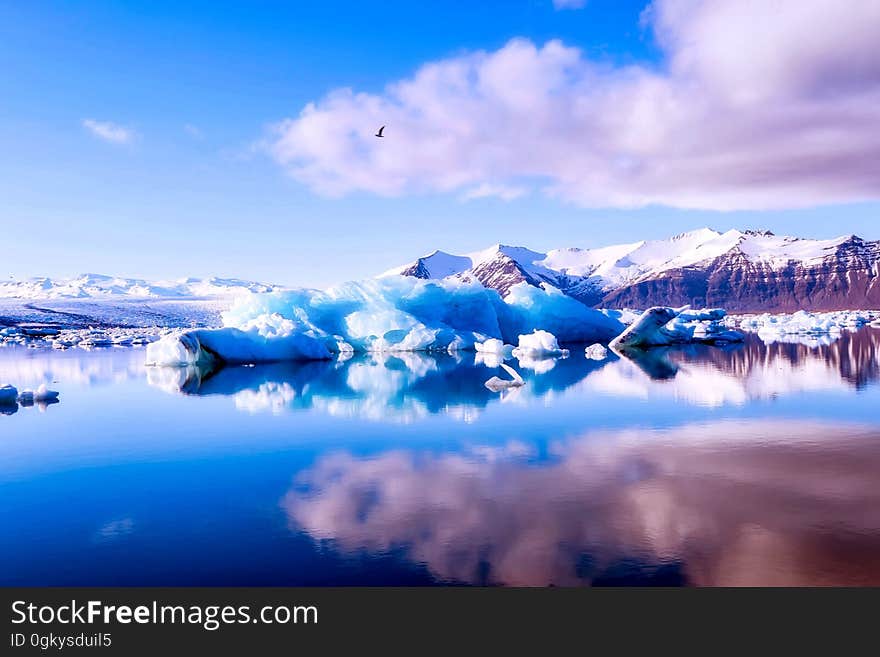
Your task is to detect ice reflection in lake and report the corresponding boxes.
[1,328,879,585]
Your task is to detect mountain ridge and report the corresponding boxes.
[383,228,880,311]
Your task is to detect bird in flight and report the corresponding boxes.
[375,125,385,138]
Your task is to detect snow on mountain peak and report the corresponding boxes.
[668,227,721,242]
[382,228,879,310]
[0,274,281,300]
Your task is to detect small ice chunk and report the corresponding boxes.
[735,310,878,342]
[475,338,513,357]
[0,384,18,405]
[584,343,609,360]
[484,363,525,391]
[33,384,60,402]
[511,330,568,359]
[475,338,504,354]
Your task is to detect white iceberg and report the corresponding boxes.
[610,306,743,350]
[475,338,514,368]
[33,384,60,402]
[475,338,512,356]
[584,343,609,360]
[484,363,525,392]
[511,330,569,359]
[732,310,879,344]
[147,277,623,366]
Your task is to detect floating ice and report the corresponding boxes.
[731,310,879,344]
[146,278,623,366]
[475,338,513,356]
[512,330,569,359]
[0,384,18,405]
[584,343,609,360]
[475,338,514,368]
[15,384,59,406]
[33,384,60,402]
[484,363,525,392]
[610,306,743,350]
[146,327,334,366]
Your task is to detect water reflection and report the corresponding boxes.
[283,420,880,586]
[144,328,880,418]
[145,352,612,422]
[0,345,145,387]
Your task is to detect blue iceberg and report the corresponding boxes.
[146,278,625,366]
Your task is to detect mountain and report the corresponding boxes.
[0,273,281,300]
[382,229,880,312]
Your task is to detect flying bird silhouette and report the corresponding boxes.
[375,125,385,138]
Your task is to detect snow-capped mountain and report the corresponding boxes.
[0,273,281,300]
[382,229,880,311]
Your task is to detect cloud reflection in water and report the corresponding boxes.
[283,420,880,586]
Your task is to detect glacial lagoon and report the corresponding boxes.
[2,329,880,586]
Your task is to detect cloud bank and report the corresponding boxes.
[267,0,880,210]
[82,119,135,145]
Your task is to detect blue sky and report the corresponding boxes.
[2,0,878,287]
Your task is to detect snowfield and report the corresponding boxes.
[0,273,280,300]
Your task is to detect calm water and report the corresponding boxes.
[2,330,880,586]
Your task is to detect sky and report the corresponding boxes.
[2,0,879,287]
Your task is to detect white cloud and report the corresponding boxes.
[553,0,587,9]
[82,119,135,145]
[461,182,527,202]
[267,0,880,211]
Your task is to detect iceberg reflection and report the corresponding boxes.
[144,329,880,418]
[282,420,880,586]
[146,352,611,422]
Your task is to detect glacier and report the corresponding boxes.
[146,277,626,366]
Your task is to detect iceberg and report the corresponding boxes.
[13,384,59,407]
[610,306,743,350]
[33,384,60,403]
[474,338,514,367]
[584,343,609,360]
[731,310,879,344]
[0,384,18,405]
[147,278,624,366]
[475,338,513,356]
[511,330,569,359]
[146,326,334,366]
